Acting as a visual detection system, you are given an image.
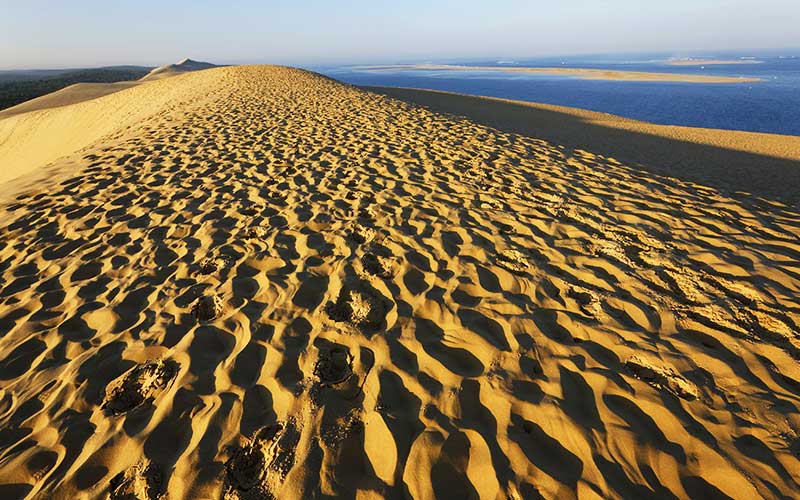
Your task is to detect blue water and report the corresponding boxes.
[311,53,800,136]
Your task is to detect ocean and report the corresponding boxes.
[312,52,800,136]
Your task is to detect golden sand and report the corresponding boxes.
[140,59,218,82]
[359,64,764,83]
[365,86,800,204]
[0,65,798,499]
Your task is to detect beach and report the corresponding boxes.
[0,65,798,499]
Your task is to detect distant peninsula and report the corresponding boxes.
[358,64,763,83]
[666,59,763,66]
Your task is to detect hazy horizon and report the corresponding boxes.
[2,0,799,70]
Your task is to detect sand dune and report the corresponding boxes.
[0,82,141,120]
[364,86,800,204]
[0,58,217,125]
[140,58,218,81]
[0,65,799,499]
[0,60,218,187]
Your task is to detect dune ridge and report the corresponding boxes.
[140,59,219,82]
[0,65,798,499]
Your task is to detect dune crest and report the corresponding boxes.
[140,58,218,81]
[0,65,798,499]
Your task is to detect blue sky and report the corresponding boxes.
[1,0,798,69]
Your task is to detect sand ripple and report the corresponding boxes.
[0,66,798,499]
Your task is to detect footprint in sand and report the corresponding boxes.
[625,356,698,400]
[347,224,376,245]
[192,294,223,321]
[358,206,378,220]
[311,341,375,404]
[361,251,398,279]
[344,190,363,201]
[199,257,226,275]
[314,344,354,386]
[224,421,300,499]
[240,203,265,216]
[496,221,515,234]
[567,286,602,317]
[245,226,268,239]
[326,281,389,331]
[102,359,178,415]
[497,249,530,274]
[109,459,163,499]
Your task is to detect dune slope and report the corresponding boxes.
[0,82,142,120]
[364,86,800,205]
[140,58,218,82]
[0,70,214,186]
[0,59,219,124]
[0,65,799,499]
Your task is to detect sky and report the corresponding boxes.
[1,0,798,69]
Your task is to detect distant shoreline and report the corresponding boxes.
[666,59,763,66]
[357,64,763,83]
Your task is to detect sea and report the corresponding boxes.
[311,51,800,136]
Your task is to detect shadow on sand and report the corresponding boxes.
[364,86,800,206]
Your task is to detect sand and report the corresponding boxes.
[0,59,218,123]
[364,86,800,204]
[0,65,798,499]
[0,82,142,120]
[0,60,219,187]
[140,59,218,82]
[359,64,764,83]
